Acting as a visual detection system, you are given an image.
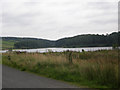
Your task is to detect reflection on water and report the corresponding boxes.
[0,47,112,53]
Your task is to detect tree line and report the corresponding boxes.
[2,32,120,49]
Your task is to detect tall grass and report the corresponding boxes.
[2,50,119,88]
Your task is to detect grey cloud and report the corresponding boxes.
[23,1,42,6]
[2,0,118,40]
[91,19,117,24]
[87,2,117,10]
[2,13,32,27]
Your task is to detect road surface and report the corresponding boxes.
[2,65,78,88]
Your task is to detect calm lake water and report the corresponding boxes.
[0,47,112,53]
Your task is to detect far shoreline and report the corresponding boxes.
[0,46,114,53]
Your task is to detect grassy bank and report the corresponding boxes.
[2,41,15,50]
[2,50,119,88]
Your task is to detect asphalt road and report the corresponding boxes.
[0,64,2,89]
[2,65,78,88]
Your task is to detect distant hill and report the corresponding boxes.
[56,32,119,47]
[1,37,55,49]
[1,32,119,49]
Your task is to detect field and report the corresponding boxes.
[2,50,119,88]
[2,41,15,50]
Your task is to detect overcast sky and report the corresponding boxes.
[1,0,118,40]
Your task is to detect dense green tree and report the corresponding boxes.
[1,32,120,49]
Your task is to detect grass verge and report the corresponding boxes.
[2,50,119,88]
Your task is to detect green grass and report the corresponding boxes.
[2,50,119,88]
[2,41,15,50]
[0,54,2,64]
